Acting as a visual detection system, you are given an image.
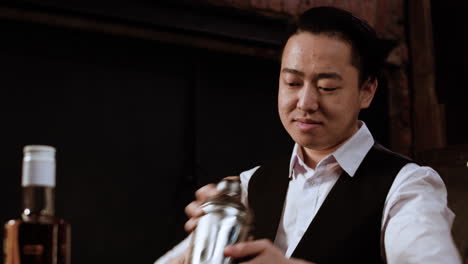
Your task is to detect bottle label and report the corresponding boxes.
[22,160,56,187]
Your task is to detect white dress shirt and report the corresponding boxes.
[156,123,461,264]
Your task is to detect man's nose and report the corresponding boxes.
[297,86,319,112]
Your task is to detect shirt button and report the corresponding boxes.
[298,230,305,237]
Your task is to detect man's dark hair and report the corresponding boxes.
[287,6,384,85]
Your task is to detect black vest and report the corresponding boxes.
[247,144,412,264]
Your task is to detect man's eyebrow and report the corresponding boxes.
[281,69,343,81]
[316,72,343,81]
[281,68,305,77]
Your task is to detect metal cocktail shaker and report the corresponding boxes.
[187,179,251,264]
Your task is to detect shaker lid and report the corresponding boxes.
[216,179,241,196]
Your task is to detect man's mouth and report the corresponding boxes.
[293,118,323,131]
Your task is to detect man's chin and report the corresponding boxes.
[293,138,327,150]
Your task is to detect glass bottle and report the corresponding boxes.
[4,145,71,264]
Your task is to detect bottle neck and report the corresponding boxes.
[22,185,55,219]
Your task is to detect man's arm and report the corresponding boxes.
[382,163,462,263]
[225,240,315,264]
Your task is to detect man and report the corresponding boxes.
[156,6,461,264]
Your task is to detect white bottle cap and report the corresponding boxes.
[22,145,56,187]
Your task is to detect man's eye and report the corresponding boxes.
[319,87,337,92]
[287,82,301,87]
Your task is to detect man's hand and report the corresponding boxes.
[224,240,315,264]
[184,176,240,232]
[165,247,189,264]
[166,253,185,264]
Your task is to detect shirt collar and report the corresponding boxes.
[289,121,375,178]
[332,122,374,177]
[288,144,303,178]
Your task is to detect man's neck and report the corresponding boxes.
[300,147,335,169]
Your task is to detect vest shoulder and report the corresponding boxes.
[372,143,414,164]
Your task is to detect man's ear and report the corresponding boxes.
[360,78,378,109]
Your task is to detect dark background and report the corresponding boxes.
[431,0,468,146]
[0,1,391,263]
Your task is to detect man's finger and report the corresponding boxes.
[224,239,272,258]
[194,184,219,201]
[184,201,204,218]
[184,217,199,232]
[223,176,240,181]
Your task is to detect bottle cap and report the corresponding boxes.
[22,145,56,187]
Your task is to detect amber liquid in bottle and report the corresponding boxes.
[3,146,71,264]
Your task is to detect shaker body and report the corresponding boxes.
[187,180,250,264]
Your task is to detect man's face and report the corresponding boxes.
[278,32,376,151]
